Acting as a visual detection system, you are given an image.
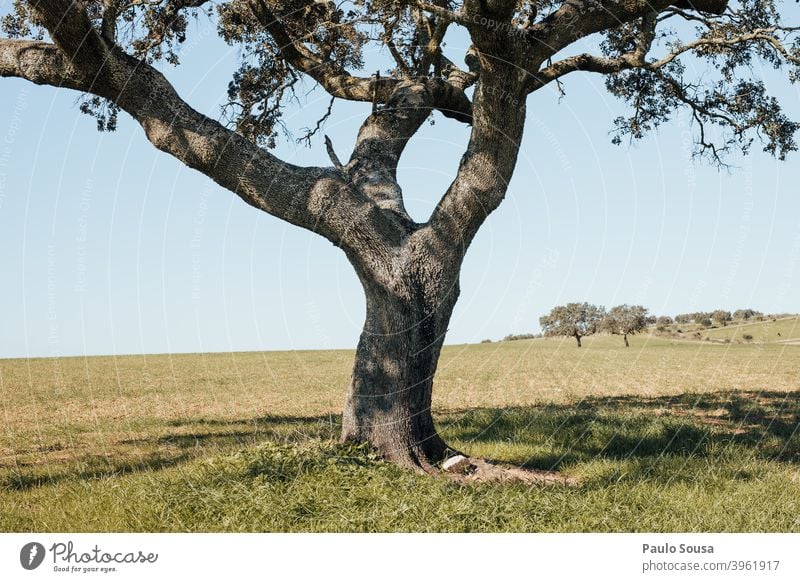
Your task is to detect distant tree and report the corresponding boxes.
[539,303,604,348]
[501,333,538,342]
[691,312,712,323]
[656,316,674,331]
[733,309,762,321]
[603,305,649,347]
[675,314,692,324]
[712,310,732,326]
[699,317,713,328]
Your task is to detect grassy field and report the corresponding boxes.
[2,335,800,532]
[659,315,800,344]
[696,316,800,344]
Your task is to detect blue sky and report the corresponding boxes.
[1,16,799,359]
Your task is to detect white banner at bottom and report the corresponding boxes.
[1,533,797,581]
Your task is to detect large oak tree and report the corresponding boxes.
[603,304,649,347]
[2,0,799,471]
[539,302,604,347]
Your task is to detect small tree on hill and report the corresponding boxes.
[712,310,732,327]
[539,303,604,348]
[733,309,762,321]
[656,316,674,331]
[604,305,649,347]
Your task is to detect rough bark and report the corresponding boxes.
[341,230,461,470]
[335,50,528,471]
[429,60,528,248]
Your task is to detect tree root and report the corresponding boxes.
[442,455,579,486]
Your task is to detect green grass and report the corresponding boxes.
[2,337,800,531]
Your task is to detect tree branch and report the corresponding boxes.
[10,0,410,260]
[524,0,725,62]
[346,80,448,222]
[246,0,391,104]
[413,2,450,76]
[246,0,472,124]
[0,39,85,91]
[414,1,466,26]
[324,134,344,173]
[426,61,527,254]
[529,23,800,93]
[382,16,413,76]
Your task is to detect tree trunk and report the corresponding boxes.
[624,334,629,347]
[341,249,460,472]
[575,334,582,348]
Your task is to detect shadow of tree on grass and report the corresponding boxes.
[2,415,339,491]
[3,390,798,490]
[439,390,800,471]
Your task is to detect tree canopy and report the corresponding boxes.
[712,309,733,325]
[733,308,763,320]
[603,304,649,346]
[3,1,799,171]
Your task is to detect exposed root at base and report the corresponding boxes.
[442,456,579,486]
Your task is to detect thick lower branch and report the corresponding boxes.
[0,39,85,91]
[8,0,412,258]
